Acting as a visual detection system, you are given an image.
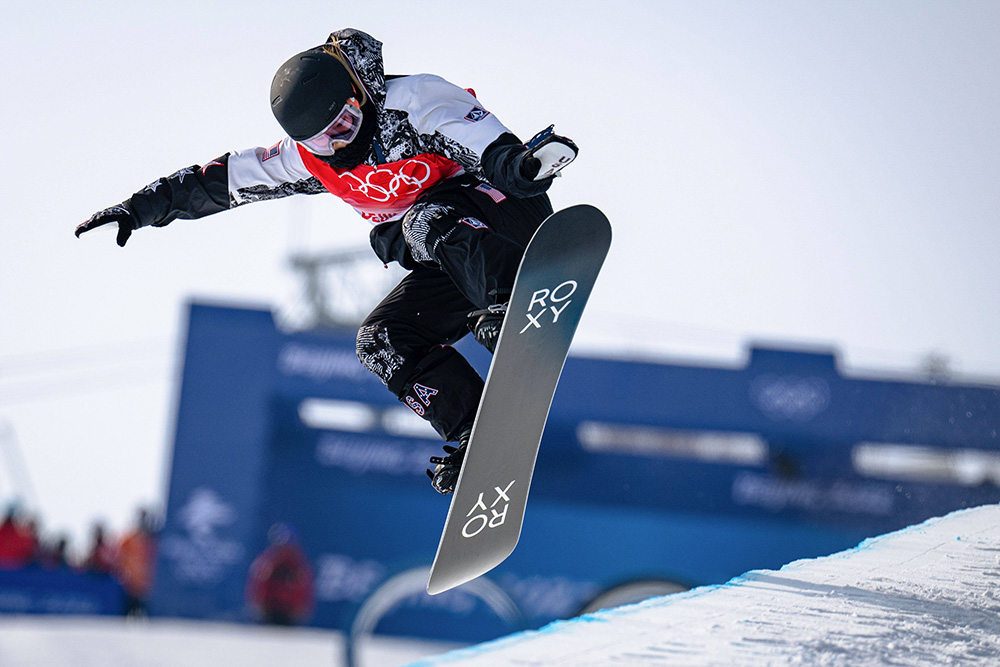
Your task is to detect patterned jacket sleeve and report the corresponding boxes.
[128,137,325,229]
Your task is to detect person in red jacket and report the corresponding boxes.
[0,506,36,569]
[246,523,315,626]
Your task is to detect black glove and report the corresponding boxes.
[519,154,543,181]
[75,202,136,247]
[481,129,577,199]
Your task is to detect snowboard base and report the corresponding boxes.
[426,204,612,595]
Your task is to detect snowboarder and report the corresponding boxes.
[75,29,577,495]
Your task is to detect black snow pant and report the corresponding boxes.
[358,176,552,441]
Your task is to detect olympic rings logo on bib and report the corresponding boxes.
[298,147,463,223]
[338,159,433,203]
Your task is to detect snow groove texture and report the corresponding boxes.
[417,504,1000,666]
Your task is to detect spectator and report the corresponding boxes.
[38,533,72,571]
[115,508,157,617]
[0,505,36,569]
[84,521,117,575]
[246,523,315,626]
[22,516,40,564]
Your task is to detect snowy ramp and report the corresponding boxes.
[413,504,1000,666]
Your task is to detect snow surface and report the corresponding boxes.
[1,505,997,666]
[420,504,1000,666]
[0,616,461,667]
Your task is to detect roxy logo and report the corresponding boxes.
[462,480,515,538]
[519,280,578,334]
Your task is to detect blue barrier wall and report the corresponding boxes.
[151,302,1000,641]
[0,567,124,615]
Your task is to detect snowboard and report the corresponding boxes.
[426,204,612,595]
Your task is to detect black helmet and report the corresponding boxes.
[270,47,359,141]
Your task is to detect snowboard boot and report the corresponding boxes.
[427,427,471,495]
[468,303,507,354]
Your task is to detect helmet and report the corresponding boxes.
[270,47,359,141]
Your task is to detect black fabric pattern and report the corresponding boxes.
[230,177,327,207]
[401,203,454,263]
[422,130,482,172]
[328,29,387,112]
[355,323,406,386]
[377,109,422,163]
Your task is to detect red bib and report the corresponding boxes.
[299,145,462,224]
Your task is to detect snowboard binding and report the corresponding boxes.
[426,429,471,495]
[468,303,507,354]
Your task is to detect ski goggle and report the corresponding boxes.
[297,98,364,155]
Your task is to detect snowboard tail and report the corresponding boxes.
[426,204,612,595]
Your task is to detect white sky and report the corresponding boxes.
[2,1,999,549]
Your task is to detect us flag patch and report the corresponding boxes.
[474,183,506,203]
[262,142,281,162]
[464,106,490,122]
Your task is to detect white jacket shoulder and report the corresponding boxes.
[385,74,510,156]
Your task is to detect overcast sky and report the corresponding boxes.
[2,1,999,549]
